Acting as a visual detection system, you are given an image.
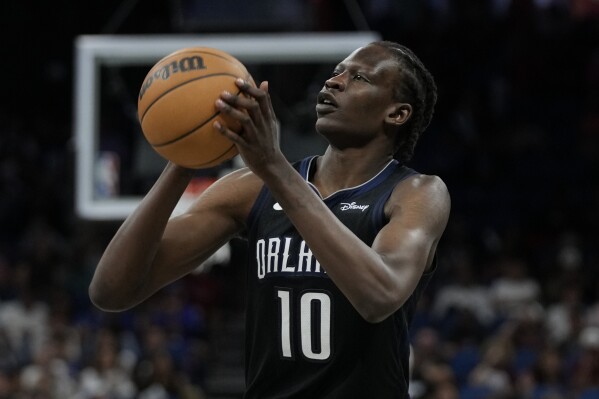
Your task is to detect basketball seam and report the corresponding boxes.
[140,72,242,124]
[150,86,243,147]
[190,143,237,168]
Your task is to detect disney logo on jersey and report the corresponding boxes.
[339,202,369,212]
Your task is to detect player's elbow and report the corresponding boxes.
[356,293,405,324]
[357,303,397,324]
[88,280,135,313]
[359,309,389,324]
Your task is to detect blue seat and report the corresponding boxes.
[450,345,481,386]
[459,385,492,399]
[579,388,599,399]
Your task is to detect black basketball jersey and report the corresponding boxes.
[243,156,436,399]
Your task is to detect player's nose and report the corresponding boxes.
[324,73,346,91]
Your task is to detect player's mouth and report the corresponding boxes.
[316,91,338,114]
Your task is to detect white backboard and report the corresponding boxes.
[73,32,381,220]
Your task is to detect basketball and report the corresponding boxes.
[137,47,255,169]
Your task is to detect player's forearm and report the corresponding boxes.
[259,162,405,322]
[89,162,194,311]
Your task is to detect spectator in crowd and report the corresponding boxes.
[19,339,76,398]
[0,262,48,365]
[431,253,496,336]
[468,331,514,397]
[75,328,137,399]
[409,327,457,399]
[136,349,206,399]
[569,326,599,395]
[545,280,585,346]
[489,257,542,320]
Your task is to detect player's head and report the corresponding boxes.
[370,41,438,163]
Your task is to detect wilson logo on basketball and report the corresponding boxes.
[139,56,207,100]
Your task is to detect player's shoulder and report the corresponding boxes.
[208,166,263,201]
[187,167,264,220]
[400,172,449,195]
[388,172,451,214]
[216,166,264,188]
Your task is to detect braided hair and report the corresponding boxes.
[371,41,438,163]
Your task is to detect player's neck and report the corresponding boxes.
[312,148,394,197]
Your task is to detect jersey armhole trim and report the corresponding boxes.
[246,184,269,231]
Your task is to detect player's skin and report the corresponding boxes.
[89,44,451,323]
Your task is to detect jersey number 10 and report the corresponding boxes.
[276,288,332,361]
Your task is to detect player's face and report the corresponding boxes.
[315,44,400,148]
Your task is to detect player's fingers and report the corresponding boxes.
[216,98,251,125]
[220,91,251,108]
[220,91,262,124]
[236,79,274,120]
[215,99,257,138]
[213,120,249,146]
[259,81,277,118]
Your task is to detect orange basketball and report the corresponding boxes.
[137,47,255,169]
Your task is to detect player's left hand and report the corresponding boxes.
[214,79,286,176]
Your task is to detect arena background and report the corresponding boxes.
[1,1,598,398]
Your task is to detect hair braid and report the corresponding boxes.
[372,41,438,163]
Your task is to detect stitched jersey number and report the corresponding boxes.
[277,289,332,361]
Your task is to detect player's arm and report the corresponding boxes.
[365,175,450,319]
[262,168,449,323]
[215,79,450,323]
[89,163,260,312]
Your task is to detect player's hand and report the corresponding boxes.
[214,79,286,175]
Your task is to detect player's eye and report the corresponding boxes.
[353,73,368,82]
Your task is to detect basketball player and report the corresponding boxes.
[89,41,451,398]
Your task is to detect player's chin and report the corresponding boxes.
[315,111,341,128]
[315,119,350,143]
[315,116,336,135]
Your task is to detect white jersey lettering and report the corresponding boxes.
[256,237,325,279]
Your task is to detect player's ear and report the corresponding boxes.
[385,103,412,126]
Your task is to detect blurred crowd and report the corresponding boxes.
[1,0,599,398]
